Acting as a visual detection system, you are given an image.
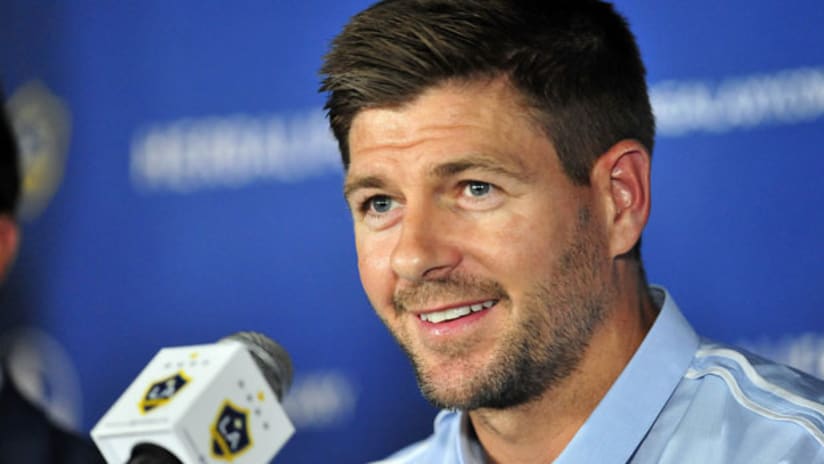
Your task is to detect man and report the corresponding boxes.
[320,1,824,463]
[0,94,104,463]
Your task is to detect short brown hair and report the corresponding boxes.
[320,0,654,175]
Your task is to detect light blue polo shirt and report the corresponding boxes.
[372,287,824,463]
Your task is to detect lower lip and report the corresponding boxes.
[417,305,494,336]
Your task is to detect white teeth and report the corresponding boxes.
[419,300,497,324]
[421,306,471,324]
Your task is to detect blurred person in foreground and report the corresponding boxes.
[0,93,104,463]
[320,1,824,462]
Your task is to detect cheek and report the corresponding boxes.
[483,210,563,272]
[355,231,396,305]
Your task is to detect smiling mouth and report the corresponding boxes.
[418,299,497,324]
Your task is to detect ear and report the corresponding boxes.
[590,140,651,258]
[0,215,20,281]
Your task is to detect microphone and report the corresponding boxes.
[91,332,295,464]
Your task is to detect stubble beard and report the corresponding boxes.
[386,208,610,411]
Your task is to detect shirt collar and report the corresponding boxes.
[554,285,699,463]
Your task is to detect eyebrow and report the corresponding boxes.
[343,175,386,201]
[343,154,532,201]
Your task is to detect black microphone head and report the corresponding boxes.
[221,332,293,401]
[128,443,183,464]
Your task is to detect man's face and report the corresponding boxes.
[344,78,614,410]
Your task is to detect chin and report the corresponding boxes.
[414,357,496,410]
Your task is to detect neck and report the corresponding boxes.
[469,269,657,464]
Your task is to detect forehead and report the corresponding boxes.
[347,77,545,161]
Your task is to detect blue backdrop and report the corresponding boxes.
[1,1,823,462]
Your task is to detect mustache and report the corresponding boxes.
[392,274,509,315]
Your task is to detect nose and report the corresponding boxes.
[390,200,461,282]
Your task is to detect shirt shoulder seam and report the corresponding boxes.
[687,346,824,446]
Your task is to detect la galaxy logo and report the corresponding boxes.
[6,81,71,221]
[139,371,190,413]
[211,400,253,461]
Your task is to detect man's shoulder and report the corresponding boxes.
[688,339,824,427]
[624,337,824,463]
[644,339,824,462]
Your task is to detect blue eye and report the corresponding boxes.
[367,195,393,213]
[466,181,492,197]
